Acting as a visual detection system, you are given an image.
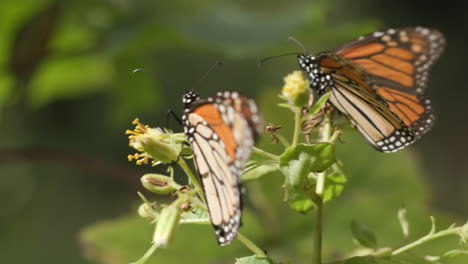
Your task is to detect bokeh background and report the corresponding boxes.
[1,0,467,263]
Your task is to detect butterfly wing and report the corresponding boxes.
[184,91,262,245]
[334,27,445,137]
[313,54,416,152]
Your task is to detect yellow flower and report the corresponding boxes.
[282,70,307,99]
[126,118,186,165]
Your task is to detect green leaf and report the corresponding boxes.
[277,103,296,111]
[306,91,331,118]
[279,143,335,213]
[179,208,210,223]
[375,259,403,264]
[344,257,402,264]
[284,183,314,213]
[279,143,335,188]
[323,172,347,202]
[351,220,378,249]
[28,54,114,108]
[344,256,377,264]
[235,255,276,264]
[243,163,279,182]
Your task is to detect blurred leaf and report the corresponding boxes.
[235,255,276,264]
[375,260,403,264]
[279,143,335,188]
[351,220,378,249]
[0,0,47,67]
[0,73,13,108]
[81,208,267,264]
[344,256,377,264]
[178,1,323,57]
[343,256,402,264]
[28,54,115,108]
[8,1,60,81]
[80,215,153,264]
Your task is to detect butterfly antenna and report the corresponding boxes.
[166,109,182,129]
[258,52,301,68]
[191,61,223,91]
[133,68,151,75]
[200,61,223,82]
[288,37,308,53]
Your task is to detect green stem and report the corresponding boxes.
[312,197,323,264]
[313,171,326,264]
[328,130,341,144]
[275,132,291,147]
[391,226,462,256]
[252,147,279,161]
[315,173,326,197]
[292,107,303,146]
[237,232,267,257]
[190,197,208,211]
[252,147,278,161]
[321,110,333,142]
[130,243,158,264]
[312,109,334,264]
[179,218,211,224]
[177,158,205,202]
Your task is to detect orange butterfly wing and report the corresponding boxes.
[334,27,445,137]
[183,91,262,245]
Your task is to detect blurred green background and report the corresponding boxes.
[1,0,466,263]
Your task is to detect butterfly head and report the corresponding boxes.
[297,54,331,94]
[297,53,318,72]
[182,91,200,106]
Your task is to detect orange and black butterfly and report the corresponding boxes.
[298,27,445,152]
[182,90,263,245]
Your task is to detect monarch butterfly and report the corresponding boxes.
[297,27,445,152]
[182,90,263,245]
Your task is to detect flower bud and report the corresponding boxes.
[133,129,181,164]
[282,71,308,106]
[127,119,186,165]
[153,206,180,248]
[138,203,156,221]
[141,174,177,194]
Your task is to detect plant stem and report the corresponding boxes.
[292,107,303,146]
[321,110,333,142]
[312,197,323,264]
[252,147,279,161]
[130,243,158,264]
[275,132,291,147]
[237,232,267,257]
[179,218,211,224]
[312,171,326,264]
[177,158,205,202]
[312,109,334,264]
[391,226,462,256]
[315,173,326,196]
